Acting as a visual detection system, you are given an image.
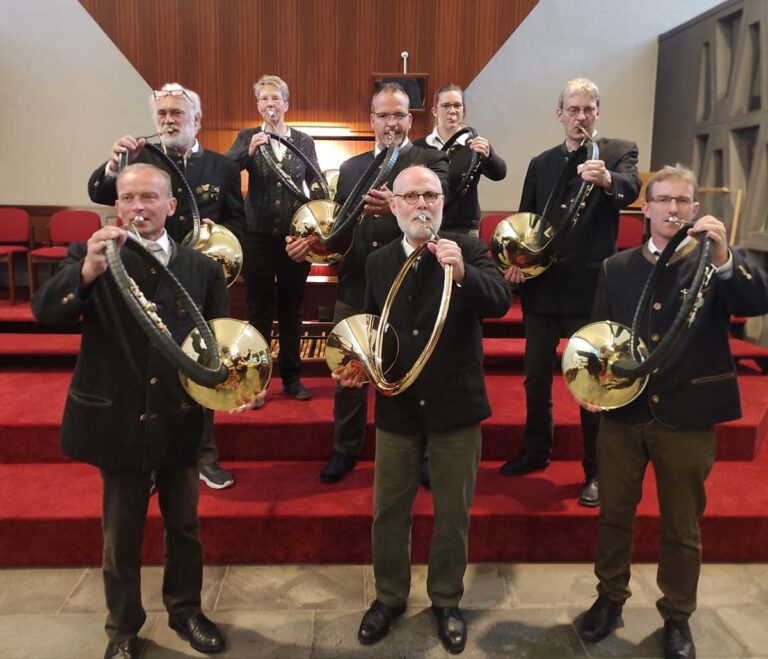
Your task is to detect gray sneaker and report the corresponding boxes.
[199,462,234,489]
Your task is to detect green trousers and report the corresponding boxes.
[595,417,716,619]
[372,424,482,607]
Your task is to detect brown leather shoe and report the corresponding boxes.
[104,639,137,659]
[664,618,695,658]
[578,478,600,507]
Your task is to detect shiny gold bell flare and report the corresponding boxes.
[490,212,554,279]
[310,168,340,200]
[561,321,650,411]
[325,313,399,383]
[289,199,342,264]
[179,318,272,411]
[185,223,243,287]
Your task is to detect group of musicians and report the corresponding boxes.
[30,75,768,659]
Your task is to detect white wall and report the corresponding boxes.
[0,0,151,208]
[467,0,724,212]
[0,0,722,210]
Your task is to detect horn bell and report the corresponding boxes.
[186,223,243,287]
[290,199,343,264]
[490,212,554,279]
[562,321,650,411]
[325,313,399,383]
[179,318,272,411]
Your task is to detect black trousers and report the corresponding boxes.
[243,232,310,385]
[198,408,217,467]
[522,311,599,479]
[101,466,202,642]
[332,299,369,456]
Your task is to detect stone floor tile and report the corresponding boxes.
[144,609,313,658]
[717,605,768,656]
[363,563,509,609]
[62,565,226,613]
[576,606,747,657]
[471,608,587,658]
[0,612,152,659]
[216,564,365,611]
[0,567,87,613]
[696,563,768,607]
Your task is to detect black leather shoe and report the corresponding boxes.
[578,478,600,507]
[357,599,406,645]
[104,639,137,659]
[432,605,467,654]
[169,613,224,654]
[664,618,695,658]
[320,450,358,484]
[578,595,623,643]
[499,450,550,476]
[284,380,312,401]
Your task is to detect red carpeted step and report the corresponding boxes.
[2,448,768,567]
[1,372,766,463]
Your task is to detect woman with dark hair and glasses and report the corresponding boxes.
[413,84,507,237]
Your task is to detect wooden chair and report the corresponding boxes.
[27,210,101,294]
[479,213,509,247]
[0,208,31,305]
[617,212,646,250]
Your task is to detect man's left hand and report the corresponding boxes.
[427,238,465,283]
[577,159,612,191]
[690,215,730,267]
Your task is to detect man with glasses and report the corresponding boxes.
[335,165,511,653]
[499,78,641,508]
[414,83,507,236]
[576,165,768,658]
[88,83,245,491]
[227,75,321,404]
[288,82,449,485]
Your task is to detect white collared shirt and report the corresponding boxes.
[424,127,468,149]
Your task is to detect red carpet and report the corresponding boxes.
[1,299,768,566]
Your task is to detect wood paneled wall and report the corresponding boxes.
[79,0,535,157]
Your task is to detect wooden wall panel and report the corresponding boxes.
[79,0,535,159]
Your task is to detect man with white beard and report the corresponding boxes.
[88,82,244,246]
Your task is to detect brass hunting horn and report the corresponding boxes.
[491,130,598,278]
[325,213,452,396]
[562,224,714,410]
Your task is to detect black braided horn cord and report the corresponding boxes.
[259,133,331,202]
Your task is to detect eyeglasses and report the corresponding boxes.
[649,195,694,207]
[438,102,463,110]
[258,96,285,104]
[373,112,409,122]
[562,105,597,117]
[154,89,192,103]
[393,191,442,205]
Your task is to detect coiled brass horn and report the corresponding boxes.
[289,136,400,264]
[562,225,714,410]
[325,213,452,396]
[118,140,244,287]
[491,132,599,278]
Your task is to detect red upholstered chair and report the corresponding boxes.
[0,208,31,304]
[27,210,102,294]
[617,212,646,251]
[479,213,509,247]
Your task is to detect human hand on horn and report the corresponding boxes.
[467,136,491,160]
[427,238,465,283]
[577,158,612,191]
[81,226,128,287]
[228,388,267,414]
[363,184,392,216]
[690,215,730,267]
[248,131,270,157]
[108,135,146,174]
[285,235,311,262]
[503,264,526,284]
[331,363,367,388]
